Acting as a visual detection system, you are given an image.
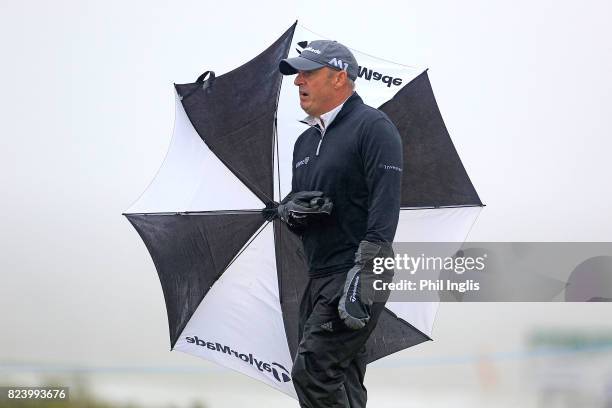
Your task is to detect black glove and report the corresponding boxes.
[338,241,394,330]
[262,191,333,232]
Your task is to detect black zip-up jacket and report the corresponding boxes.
[290,92,403,277]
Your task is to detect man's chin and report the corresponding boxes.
[300,103,313,116]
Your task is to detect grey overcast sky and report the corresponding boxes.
[1,0,611,386]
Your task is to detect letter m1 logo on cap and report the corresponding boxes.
[328,58,349,70]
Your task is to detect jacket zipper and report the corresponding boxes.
[299,96,350,158]
[316,135,323,156]
[298,120,327,157]
[314,126,324,156]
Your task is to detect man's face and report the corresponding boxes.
[294,67,338,117]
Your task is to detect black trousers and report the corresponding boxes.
[291,271,389,408]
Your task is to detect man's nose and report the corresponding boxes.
[294,73,304,86]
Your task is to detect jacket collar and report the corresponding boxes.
[298,92,364,131]
[330,91,363,126]
[301,95,348,130]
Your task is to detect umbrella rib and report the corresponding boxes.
[399,204,484,211]
[274,116,282,203]
[122,210,263,216]
[462,205,483,241]
[272,52,285,203]
[203,138,273,204]
[221,220,270,275]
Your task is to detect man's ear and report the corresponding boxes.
[334,71,348,89]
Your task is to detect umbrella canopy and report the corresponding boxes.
[124,22,482,397]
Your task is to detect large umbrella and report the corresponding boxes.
[124,22,482,397]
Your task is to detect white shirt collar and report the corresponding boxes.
[301,93,353,132]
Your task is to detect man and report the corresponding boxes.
[275,40,403,407]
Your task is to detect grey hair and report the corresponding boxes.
[347,77,355,90]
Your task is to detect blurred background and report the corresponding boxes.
[1,0,611,407]
[2,304,612,407]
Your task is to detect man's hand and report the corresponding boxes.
[262,191,333,232]
[338,241,394,330]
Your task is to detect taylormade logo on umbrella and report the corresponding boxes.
[185,336,291,383]
[357,66,403,88]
